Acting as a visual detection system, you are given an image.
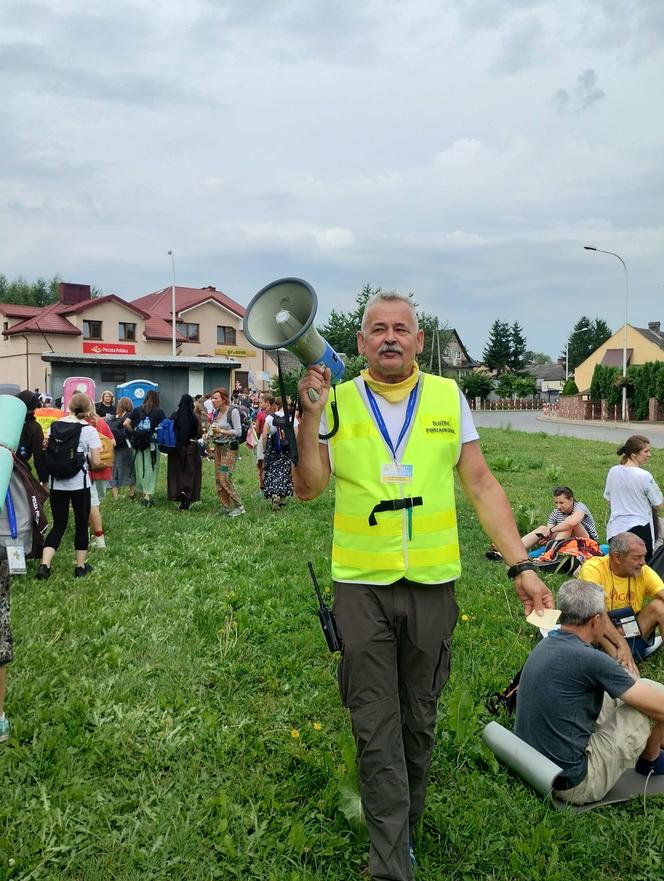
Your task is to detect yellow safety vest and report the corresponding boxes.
[328,373,461,585]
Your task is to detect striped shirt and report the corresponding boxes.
[547,501,599,543]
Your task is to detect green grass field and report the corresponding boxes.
[2,429,664,881]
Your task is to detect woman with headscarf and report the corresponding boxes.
[167,394,202,510]
[15,390,48,484]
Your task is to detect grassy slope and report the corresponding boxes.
[1,430,664,881]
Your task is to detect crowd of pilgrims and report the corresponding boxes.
[14,386,300,581]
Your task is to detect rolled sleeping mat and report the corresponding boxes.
[0,395,27,515]
[0,394,27,452]
[482,721,563,797]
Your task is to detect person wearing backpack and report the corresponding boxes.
[85,406,115,549]
[261,397,298,511]
[108,397,136,501]
[166,394,202,510]
[209,387,244,517]
[128,390,165,507]
[36,392,102,579]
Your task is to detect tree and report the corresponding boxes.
[563,316,613,373]
[561,378,579,396]
[524,351,552,365]
[0,273,64,306]
[508,322,527,371]
[460,372,493,400]
[482,319,512,373]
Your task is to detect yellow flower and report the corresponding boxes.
[461,614,469,622]
[323,586,331,594]
[290,728,300,739]
[313,722,322,731]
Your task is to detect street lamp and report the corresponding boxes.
[565,326,591,380]
[168,250,177,357]
[584,246,630,421]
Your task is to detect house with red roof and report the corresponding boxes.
[1,282,275,405]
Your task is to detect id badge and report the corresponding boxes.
[381,463,414,484]
[6,539,27,575]
[618,614,641,639]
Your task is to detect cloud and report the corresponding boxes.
[555,68,605,113]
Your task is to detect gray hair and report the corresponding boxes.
[609,532,645,557]
[360,290,418,332]
[557,579,605,626]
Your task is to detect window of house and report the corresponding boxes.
[2,321,8,333]
[82,320,102,340]
[118,322,136,341]
[176,321,200,342]
[217,325,237,345]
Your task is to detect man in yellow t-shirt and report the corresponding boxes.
[578,532,664,670]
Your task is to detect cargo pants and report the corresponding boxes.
[333,579,458,881]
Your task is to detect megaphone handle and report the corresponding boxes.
[307,388,320,403]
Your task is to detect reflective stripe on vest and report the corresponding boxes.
[328,373,461,584]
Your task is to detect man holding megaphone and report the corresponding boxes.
[293,289,553,881]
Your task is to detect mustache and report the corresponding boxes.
[378,343,404,355]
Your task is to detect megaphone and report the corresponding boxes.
[243,278,345,384]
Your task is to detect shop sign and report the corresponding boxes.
[83,342,136,355]
[214,346,256,358]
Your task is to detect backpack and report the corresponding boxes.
[156,418,177,453]
[108,413,129,449]
[532,536,603,575]
[133,412,153,452]
[44,421,85,480]
[231,406,252,445]
[0,457,49,560]
[270,414,290,453]
[97,434,115,469]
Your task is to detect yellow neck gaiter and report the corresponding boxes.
[361,361,420,403]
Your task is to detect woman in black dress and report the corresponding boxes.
[166,394,202,510]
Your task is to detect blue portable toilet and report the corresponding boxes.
[116,379,159,411]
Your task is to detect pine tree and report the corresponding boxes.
[563,316,612,373]
[482,319,512,373]
[509,321,527,371]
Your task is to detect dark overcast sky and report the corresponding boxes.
[1,0,663,359]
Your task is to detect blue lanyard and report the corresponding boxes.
[5,488,18,540]
[364,382,419,461]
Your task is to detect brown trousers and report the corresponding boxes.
[333,579,458,881]
[214,444,242,510]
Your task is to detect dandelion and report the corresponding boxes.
[323,586,331,594]
[291,728,300,739]
[461,614,469,622]
[313,722,322,731]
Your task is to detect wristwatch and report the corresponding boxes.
[507,560,537,579]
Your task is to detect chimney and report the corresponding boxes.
[59,282,92,305]
[648,321,661,333]
[202,285,217,291]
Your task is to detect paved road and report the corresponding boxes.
[471,410,664,448]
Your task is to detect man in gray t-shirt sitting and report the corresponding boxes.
[515,578,664,804]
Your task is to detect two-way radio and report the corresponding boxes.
[307,561,342,653]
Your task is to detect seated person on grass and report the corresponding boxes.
[515,578,664,805]
[578,532,664,667]
[488,486,599,559]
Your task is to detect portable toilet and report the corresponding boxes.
[116,379,159,412]
[62,376,96,412]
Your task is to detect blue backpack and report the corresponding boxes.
[156,418,177,453]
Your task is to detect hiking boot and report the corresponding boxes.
[0,717,10,743]
[35,564,51,580]
[228,506,245,518]
[91,534,106,549]
[74,563,94,578]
